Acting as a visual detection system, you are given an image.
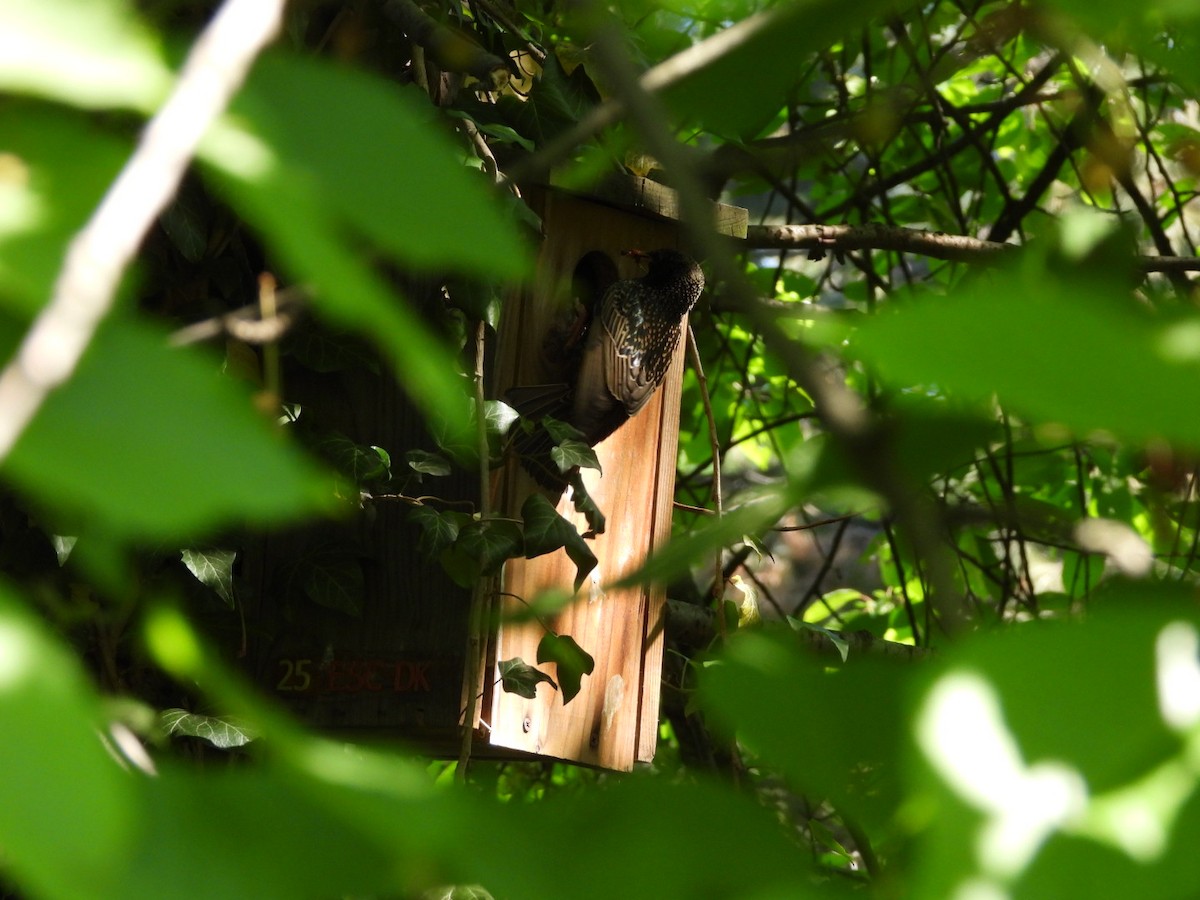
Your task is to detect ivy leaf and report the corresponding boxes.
[568,475,606,537]
[484,400,520,439]
[314,432,391,484]
[537,633,595,704]
[408,505,467,557]
[180,549,236,608]
[551,439,601,474]
[498,657,557,699]
[160,709,257,749]
[405,449,452,478]
[290,546,365,617]
[542,417,586,444]
[440,519,524,587]
[521,494,597,592]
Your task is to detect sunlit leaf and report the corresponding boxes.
[161,708,257,749]
[181,548,236,607]
[0,583,133,898]
[0,0,169,111]
[5,316,336,539]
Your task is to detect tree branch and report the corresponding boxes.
[743,222,1200,274]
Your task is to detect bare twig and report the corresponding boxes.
[169,286,308,347]
[0,0,285,462]
[687,325,725,610]
[744,222,1200,274]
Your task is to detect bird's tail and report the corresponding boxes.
[504,382,572,491]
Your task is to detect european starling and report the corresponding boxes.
[509,248,704,487]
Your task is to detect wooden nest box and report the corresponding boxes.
[243,176,746,772]
[478,177,747,769]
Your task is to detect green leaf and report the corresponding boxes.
[551,438,601,473]
[0,582,133,899]
[201,54,517,447]
[0,0,170,112]
[662,0,898,139]
[5,316,336,540]
[406,449,453,478]
[698,628,908,834]
[542,417,586,444]
[907,589,1200,897]
[314,432,391,484]
[215,54,529,280]
[293,546,364,617]
[181,549,236,607]
[537,632,595,704]
[0,109,129,316]
[852,241,1200,448]
[498,657,557,698]
[521,494,598,592]
[160,708,257,749]
[409,505,467,557]
[459,519,524,575]
[568,475,607,537]
[484,400,519,439]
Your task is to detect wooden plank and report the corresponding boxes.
[554,174,748,238]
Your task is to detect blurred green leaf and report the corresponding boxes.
[0,582,133,899]
[0,0,169,111]
[699,627,909,833]
[0,109,129,315]
[853,246,1200,448]
[5,316,335,540]
[661,0,897,139]
[215,54,529,280]
[907,587,1200,897]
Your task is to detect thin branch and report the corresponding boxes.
[743,223,1200,273]
[169,286,308,347]
[0,0,285,463]
[687,325,725,607]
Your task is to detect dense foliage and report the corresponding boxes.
[5,0,1200,897]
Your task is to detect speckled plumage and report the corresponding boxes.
[508,248,703,491]
[570,248,704,446]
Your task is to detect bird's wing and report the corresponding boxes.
[600,281,661,416]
